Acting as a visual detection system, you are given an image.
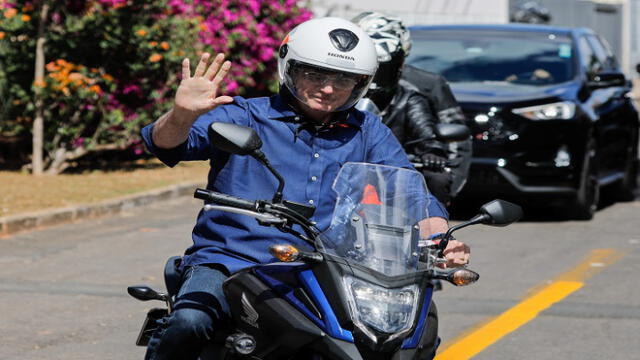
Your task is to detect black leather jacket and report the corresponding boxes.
[402,65,466,124]
[387,66,472,197]
[381,79,447,157]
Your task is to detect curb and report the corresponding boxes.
[0,181,205,237]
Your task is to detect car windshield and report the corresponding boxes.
[407,29,575,85]
[317,163,432,277]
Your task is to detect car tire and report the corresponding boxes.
[568,138,600,220]
[614,142,638,201]
[615,159,638,201]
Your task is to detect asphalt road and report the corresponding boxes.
[0,195,639,359]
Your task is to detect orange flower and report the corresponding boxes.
[199,24,208,31]
[69,72,84,85]
[45,62,59,72]
[149,53,162,62]
[33,79,46,88]
[22,4,34,12]
[136,29,147,37]
[149,41,157,46]
[4,8,17,19]
[101,73,114,82]
[160,41,170,50]
[21,14,30,22]
[89,85,102,94]
[0,32,5,40]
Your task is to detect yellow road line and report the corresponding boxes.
[435,248,624,360]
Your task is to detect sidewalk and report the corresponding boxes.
[0,181,204,237]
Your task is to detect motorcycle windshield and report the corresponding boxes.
[318,163,431,276]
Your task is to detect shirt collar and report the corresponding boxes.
[268,94,363,129]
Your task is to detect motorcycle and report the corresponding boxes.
[128,122,522,359]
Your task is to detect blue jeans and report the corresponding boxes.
[145,265,231,360]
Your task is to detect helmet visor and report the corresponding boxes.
[284,60,374,112]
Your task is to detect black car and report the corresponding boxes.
[407,24,639,219]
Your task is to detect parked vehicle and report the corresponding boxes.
[127,122,523,359]
[407,24,639,219]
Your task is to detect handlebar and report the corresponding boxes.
[408,153,454,172]
[193,188,318,245]
[194,188,257,211]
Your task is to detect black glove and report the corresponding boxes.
[421,170,453,205]
[421,153,447,172]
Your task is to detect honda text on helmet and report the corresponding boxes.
[277,17,378,112]
[353,11,411,110]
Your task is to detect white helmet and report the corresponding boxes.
[352,12,411,110]
[352,11,411,62]
[277,17,379,112]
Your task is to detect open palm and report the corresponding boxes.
[174,53,234,118]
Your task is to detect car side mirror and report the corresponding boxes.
[587,71,627,89]
[434,123,471,142]
[209,122,263,155]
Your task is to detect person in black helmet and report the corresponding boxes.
[354,12,473,359]
[353,12,471,206]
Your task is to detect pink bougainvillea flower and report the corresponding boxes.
[226,80,239,92]
[122,84,142,96]
[72,137,85,148]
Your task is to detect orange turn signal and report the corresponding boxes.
[450,269,480,286]
[269,244,300,262]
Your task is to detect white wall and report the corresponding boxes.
[309,0,509,25]
[630,0,640,79]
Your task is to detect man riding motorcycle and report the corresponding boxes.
[353,12,472,206]
[140,16,470,360]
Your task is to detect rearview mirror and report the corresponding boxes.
[477,199,523,226]
[208,122,286,203]
[127,286,166,302]
[439,199,523,245]
[209,122,262,155]
[434,123,471,142]
[587,72,626,89]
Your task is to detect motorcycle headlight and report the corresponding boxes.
[343,277,420,340]
[512,101,575,120]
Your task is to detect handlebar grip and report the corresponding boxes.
[194,188,256,210]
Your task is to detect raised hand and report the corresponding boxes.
[174,53,234,119]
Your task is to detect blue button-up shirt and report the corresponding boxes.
[141,94,447,273]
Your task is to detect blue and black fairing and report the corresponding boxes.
[221,258,437,359]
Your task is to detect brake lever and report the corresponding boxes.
[203,205,286,225]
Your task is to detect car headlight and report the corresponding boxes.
[343,277,420,341]
[512,101,575,120]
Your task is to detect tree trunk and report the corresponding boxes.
[32,3,50,175]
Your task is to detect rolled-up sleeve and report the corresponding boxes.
[140,98,249,168]
[140,123,189,167]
